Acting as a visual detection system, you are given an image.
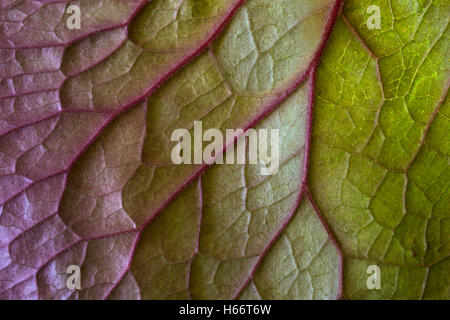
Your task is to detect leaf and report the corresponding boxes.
[310,0,449,299]
[0,0,447,300]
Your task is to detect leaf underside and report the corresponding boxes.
[0,0,448,300]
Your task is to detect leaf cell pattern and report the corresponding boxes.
[0,0,447,300]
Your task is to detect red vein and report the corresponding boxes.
[231,0,345,300]
[304,186,344,300]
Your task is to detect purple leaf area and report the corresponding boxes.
[4,0,345,300]
[0,0,245,204]
[3,0,443,300]
[0,0,145,49]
